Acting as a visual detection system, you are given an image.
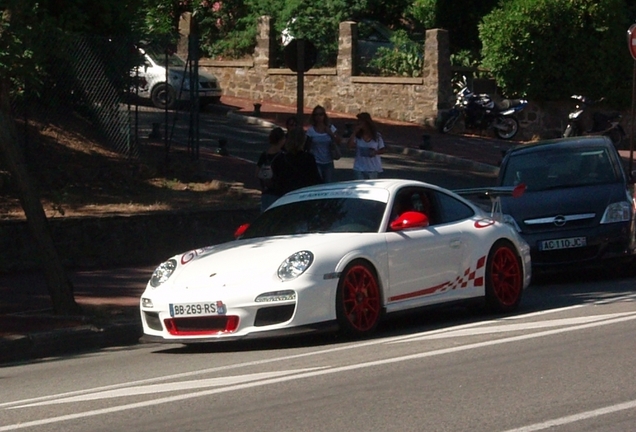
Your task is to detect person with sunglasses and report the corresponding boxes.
[347,112,386,179]
[306,105,342,183]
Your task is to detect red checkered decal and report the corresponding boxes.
[388,255,487,302]
[445,256,486,290]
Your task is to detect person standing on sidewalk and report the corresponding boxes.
[272,127,322,195]
[347,112,386,180]
[256,127,286,212]
[306,105,341,183]
[285,116,298,137]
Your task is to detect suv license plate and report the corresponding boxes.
[539,237,586,251]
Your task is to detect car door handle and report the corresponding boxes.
[450,239,462,248]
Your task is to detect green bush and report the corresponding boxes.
[479,0,631,106]
[367,30,423,77]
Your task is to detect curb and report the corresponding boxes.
[226,110,498,175]
[386,146,500,175]
[0,319,142,365]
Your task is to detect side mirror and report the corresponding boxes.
[390,211,429,231]
[234,223,250,239]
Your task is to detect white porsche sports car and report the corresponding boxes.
[140,179,531,343]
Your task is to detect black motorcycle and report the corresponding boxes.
[440,80,527,140]
[562,95,625,148]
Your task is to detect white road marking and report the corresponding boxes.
[390,313,636,342]
[2,313,635,431]
[0,300,631,409]
[502,399,636,432]
[13,368,325,408]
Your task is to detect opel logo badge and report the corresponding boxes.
[553,215,566,227]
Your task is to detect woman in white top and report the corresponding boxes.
[347,112,386,179]
[306,105,341,183]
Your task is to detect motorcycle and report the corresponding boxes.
[440,79,528,140]
[562,95,625,148]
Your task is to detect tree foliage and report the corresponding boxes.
[408,0,500,55]
[368,30,423,77]
[188,0,413,65]
[479,0,631,105]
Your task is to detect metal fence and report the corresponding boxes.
[9,33,204,163]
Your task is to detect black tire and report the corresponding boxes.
[336,259,382,337]
[151,83,176,110]
[485,240,523,313]
[607,128,625,150]
[494,117,519,140]
[441,112,460,133]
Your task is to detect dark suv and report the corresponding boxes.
[497,136,636,269]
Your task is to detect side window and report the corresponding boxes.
[434,191,474,224]
[390,188,438,226]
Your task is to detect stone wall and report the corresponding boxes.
[188,16,452,127]
[183,15,634,142]
[0,208,259,273]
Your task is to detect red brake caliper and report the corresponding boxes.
[345,266,379,330]
[492,248,520,305]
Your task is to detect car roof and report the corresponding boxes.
[292,179,436,194]
[506,136,615,156]
[273,179,448,206]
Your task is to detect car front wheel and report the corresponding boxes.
[485,240,523,313]
[151,83,176,109]
[336,259,382,337]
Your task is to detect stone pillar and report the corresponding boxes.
[422,29,452,126]
[254,15,274,69]
[337,21,355,78]
[177,13,191,58]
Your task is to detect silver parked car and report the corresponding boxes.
[132,47,222,109]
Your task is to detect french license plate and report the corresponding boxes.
[169,301,226,317]
[539,237,586,251]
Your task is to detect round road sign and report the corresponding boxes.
[628,24,636,60]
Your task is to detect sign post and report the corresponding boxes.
[626,24,636,174]
[284,39,318,126]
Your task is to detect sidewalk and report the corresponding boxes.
[0,95,519,364]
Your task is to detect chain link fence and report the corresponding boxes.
[8,33,205,164]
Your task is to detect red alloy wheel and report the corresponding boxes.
[487,243,522,310]
[338,262,381,334]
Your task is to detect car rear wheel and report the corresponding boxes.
[336,260,382,337]
[495,117,519,140]
[485,240,523,313]
[151,83,176,109]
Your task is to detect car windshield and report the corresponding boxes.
[145,47,186,67]
[241,198,386,239]
[501,146,619,191]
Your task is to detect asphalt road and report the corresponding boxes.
[3,110,634,431]
[135,109,499,190]
[1,270,635,431]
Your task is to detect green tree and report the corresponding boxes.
[0,1,80,315]
[479,0,631,104]
[190,0,414,65]
[408,0,500,54]
[0,0,149,315]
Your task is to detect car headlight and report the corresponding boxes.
[601,201,632,224]
[502,214,522,232]
[277,251,314,281]
[149,259,177,288]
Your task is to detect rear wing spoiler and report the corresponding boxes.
[454,184,526,222]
